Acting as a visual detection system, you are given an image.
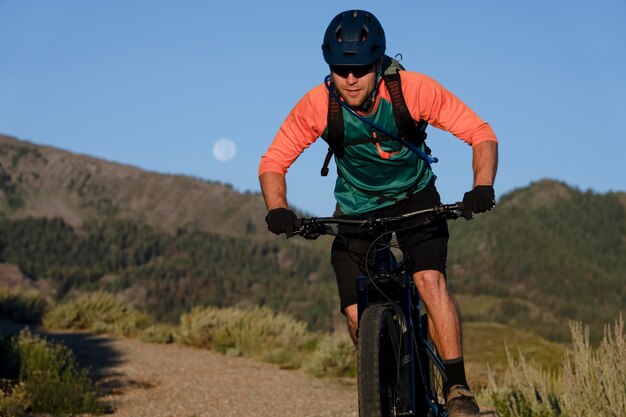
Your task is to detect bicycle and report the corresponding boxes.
[295,203,469,417]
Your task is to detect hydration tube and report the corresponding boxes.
[324,75,438,165]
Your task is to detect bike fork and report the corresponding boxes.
[397,273,417,416]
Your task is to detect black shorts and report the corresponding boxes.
[330,183,449,313]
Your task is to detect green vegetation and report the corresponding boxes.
[486,316,626,416]
[178,306,310,366]
[1,135,625,343]
[2,180,624,343]
[3,287,625,415]
[0,288,46,324]
[0,162,22,210]
[301,332,356,378]
[463,322,566,390]
[0,217,339,332]
[43,290,151,336]
[1,288,355,381]
[0,329,101,417]
[449,180,626,342]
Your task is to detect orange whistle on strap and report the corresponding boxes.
[375,141,399,159]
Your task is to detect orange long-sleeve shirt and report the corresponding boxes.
[259,70,497,177]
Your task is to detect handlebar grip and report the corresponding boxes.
[455,201,474,220]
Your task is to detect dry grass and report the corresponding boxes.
[177,305,311,367]
[302,332,356,378]
[463,321,565,391]
[42,290,151,336]
[486,316,625,416]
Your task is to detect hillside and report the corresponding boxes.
[448,179,626,341]
[0,134,268,237]
[1,135,625,342]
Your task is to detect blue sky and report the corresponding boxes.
[1,1,625,216]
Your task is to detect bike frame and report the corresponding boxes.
[355,240,446,416]
[295,203,463,417]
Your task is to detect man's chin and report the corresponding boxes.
[344,97,366,109]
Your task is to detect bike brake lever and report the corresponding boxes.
[295,223,333,239]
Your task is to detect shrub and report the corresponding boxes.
[43,291,151,336]
[487,316,626,417]
[558,318,625,416]
[0,287,47,324]
[0,382,30,417]
[302,332,356,378]
[178,306,309,367]
[139,324,176,344]
[0,329,101,416]
[487,347,559,417]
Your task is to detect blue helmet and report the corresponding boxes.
[322,10,386,66]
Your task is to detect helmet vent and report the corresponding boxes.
[335,24,369,43]
[360,26,369,42]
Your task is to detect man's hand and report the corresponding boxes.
[462,185,495,219]
[265,208,297,237]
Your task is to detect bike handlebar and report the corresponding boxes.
[294,202,468,239]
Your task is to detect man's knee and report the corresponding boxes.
[412,269,447,294]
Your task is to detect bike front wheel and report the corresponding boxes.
[358,303,402,417]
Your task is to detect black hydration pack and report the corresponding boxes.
[320,55,429,177]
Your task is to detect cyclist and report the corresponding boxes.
[258,10,497,417]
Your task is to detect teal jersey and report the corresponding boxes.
[322,98,434,215]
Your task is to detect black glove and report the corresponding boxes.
[462,185,495,219]
[265,208,297,237]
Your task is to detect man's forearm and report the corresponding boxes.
[259,172,289,210]
[472,141,498,187]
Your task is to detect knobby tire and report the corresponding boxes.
[358,303,402,417]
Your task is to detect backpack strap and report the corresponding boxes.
[382,71,428,149]
[321,82,345,176]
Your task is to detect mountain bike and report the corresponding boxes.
[295,203,468,417]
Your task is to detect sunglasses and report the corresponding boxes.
[330,63,376,78]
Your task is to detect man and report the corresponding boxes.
[258,10,497,417]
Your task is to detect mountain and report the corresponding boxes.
[0,134,339,330]
[0,134,268,237]
[1,134,624,341]
[447,179,626,342]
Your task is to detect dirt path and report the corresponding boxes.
[95,336,358,417]
[2,324,497,417]
[1,324,358,417]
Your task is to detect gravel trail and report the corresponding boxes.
[1,324,358,417]
[2,324,496,416]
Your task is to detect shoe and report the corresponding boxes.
[446,384,480,417]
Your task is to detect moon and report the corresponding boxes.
[212,138,237,162]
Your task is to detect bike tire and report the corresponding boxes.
[358,303,402,417]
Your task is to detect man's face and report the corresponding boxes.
[331,62,379,109]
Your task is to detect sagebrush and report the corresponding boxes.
[487,316,626,417]
[43,290,151,336]
[0,329,101,417]
[178,306,311,366]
